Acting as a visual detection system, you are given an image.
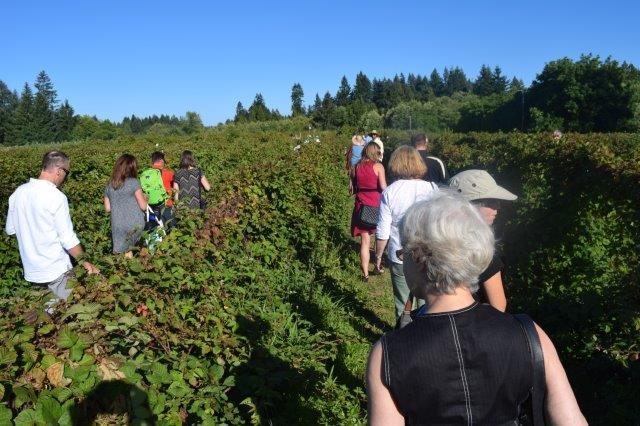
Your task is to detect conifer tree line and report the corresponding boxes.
[234,55,640,133]
[0,72,205,146]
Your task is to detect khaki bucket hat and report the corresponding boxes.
[448,170,517,201]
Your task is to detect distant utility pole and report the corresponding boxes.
[409,115,412,131]
[521,90,525,131]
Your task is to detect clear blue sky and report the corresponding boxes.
[2,0,639,125]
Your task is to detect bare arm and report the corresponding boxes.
[375,239,388,270]
[67,244,100,275]
[134,189,148,211]
[536,324,587,425]
[173,182,180,201]
[103,196,111,213]
[374,163,388,190]
[367,341,404,426]
[483,271,507,312]
[200,174,211,191]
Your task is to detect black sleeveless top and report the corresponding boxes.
[381,302,531,425]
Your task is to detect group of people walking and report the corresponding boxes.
[346,132,586,423]
[5,149,211,310]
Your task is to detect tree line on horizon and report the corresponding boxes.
[1,55,639,146]
[0,72,205,146]
[235,54,640,134]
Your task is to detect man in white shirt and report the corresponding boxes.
[370,130,384,161]
[5,151,99,309]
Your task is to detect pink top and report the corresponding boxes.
[354,161,381,207]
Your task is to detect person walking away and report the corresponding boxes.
[140,151,174,230]
[412,133,447,185]
[374,145,439,320]
[370,130,384,161]
[173,150,211,209]
[351,142,387,281]
[367,193,586,425]
[345,135,366,172]
[104,154,148,257]
[449,169,517,312]
[5,151,99,311]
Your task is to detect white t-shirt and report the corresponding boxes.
[376,179,439,264]
[5,179,80,283]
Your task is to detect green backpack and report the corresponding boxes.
[140,168,168,205]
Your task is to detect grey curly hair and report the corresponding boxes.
[400,191,494,295]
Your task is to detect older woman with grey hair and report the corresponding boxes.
[367,192,586,425]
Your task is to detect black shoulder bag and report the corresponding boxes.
[514,314,547,426]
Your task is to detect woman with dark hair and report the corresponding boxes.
[449,169,518,312]
[104,154,147,257]
[173,150,211,209]
[351,142,387,281]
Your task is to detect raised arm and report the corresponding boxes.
[536,324,587,425]
[367,340,404,426]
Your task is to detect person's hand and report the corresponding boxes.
[82,261,100,275]
[348,181,354,196]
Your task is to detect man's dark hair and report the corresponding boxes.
[412,133,428,147]
[151,151,165,163]
[42,151,70,171]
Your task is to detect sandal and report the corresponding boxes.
[361,275,369,283]
[374,265,385,275]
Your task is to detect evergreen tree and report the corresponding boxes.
[309,93,322,115]
[508,77,525,93]
[234,101,248,122]
[55,100,76,141]
[31,71,59,143]
[9,83,36,144]
[444,67,471,95]
[429,69,444,96]
[336,76,351,106]
[414,75,433,102]
[34,71,58,108]
[473,65,495,96]
[491,66,508,94]
[291,83,305,117]
[130,115,143,134]
[0,81,18,145]
[353,72,372,103]
[248,93,271,121]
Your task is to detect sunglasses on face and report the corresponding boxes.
[474,199,501,209]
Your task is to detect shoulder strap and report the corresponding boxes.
[514,314,547,426]
[426,156,446,178]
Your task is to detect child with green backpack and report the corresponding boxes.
[141,152,175,232]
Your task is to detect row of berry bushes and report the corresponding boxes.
[385,130,640,423]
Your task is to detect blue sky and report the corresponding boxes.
[2,0,639,125]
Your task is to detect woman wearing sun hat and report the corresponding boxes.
[448,169,517,312]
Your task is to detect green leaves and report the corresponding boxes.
[56,326,79,349]
[0,347,17,365]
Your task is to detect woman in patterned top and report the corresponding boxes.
[173,150,211,209]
